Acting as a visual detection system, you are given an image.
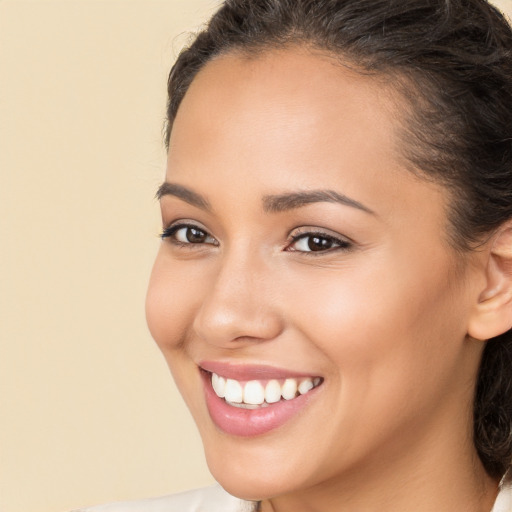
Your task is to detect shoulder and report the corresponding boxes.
[72,485,258,512]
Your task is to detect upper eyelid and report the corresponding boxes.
[163,219,210,231]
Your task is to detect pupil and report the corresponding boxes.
[186,227,206,243]
[308,236,332,251]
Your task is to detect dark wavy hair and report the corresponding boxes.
[164,0,512,480]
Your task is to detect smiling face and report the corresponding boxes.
[146,49,487,504]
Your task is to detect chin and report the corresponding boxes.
[201,436,316,502]
[210,465,287,502]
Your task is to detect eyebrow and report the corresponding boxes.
[156,182,211,211]
[156,182,374,216]
[262,190,375,215]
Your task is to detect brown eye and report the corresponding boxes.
[183,227,208,243]
[306,236,335,251]
[161,224,218,246]
[288,232,352,253]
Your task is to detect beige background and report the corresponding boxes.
[1,1,511,511]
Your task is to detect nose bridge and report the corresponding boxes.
[192,242,282,346]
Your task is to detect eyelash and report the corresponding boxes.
[287,229,353,254]
[161,223,219,247]
[160,223,353,254]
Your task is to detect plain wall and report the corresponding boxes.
[0,2,219,511]
[1,1,511,511]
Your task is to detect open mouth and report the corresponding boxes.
[199,364,324,437]
[210,371,323,409]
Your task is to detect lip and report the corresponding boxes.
[199,360,319,381]
[199,363,323,437]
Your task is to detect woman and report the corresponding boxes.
[78,0,512,510]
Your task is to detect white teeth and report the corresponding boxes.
[211,373,226,398]
[224,378,243,403]
[281,378,298,400]
[265,380,282,404]
[298,378,314,395]
[243,380,265,405]
[210,372,322,405]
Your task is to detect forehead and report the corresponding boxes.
[168,48,402,175]
[166,48,447,231]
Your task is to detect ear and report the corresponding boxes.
[468,222,512,341]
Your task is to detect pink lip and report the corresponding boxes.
[199,361,318,381]
[199,364,322,437]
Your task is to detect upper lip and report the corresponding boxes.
[199,361,320,381]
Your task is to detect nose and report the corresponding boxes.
[192,247,284,348]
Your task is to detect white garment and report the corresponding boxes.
[493,482,512,512]
[72,485,257,512]
[74,482,512,512]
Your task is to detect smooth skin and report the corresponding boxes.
[146,48,512,511]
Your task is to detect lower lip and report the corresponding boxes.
[201,371,321,437]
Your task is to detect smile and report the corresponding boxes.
[200,363,324,437]
[211,372,322,408]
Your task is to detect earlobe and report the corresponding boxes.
[467,223,512,341]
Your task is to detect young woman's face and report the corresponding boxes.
[146,50,485,500]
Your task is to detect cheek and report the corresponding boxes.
[146,252,206,409]
[275,257,469,461]
[282,250,466,390]
[145,249,199,353]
